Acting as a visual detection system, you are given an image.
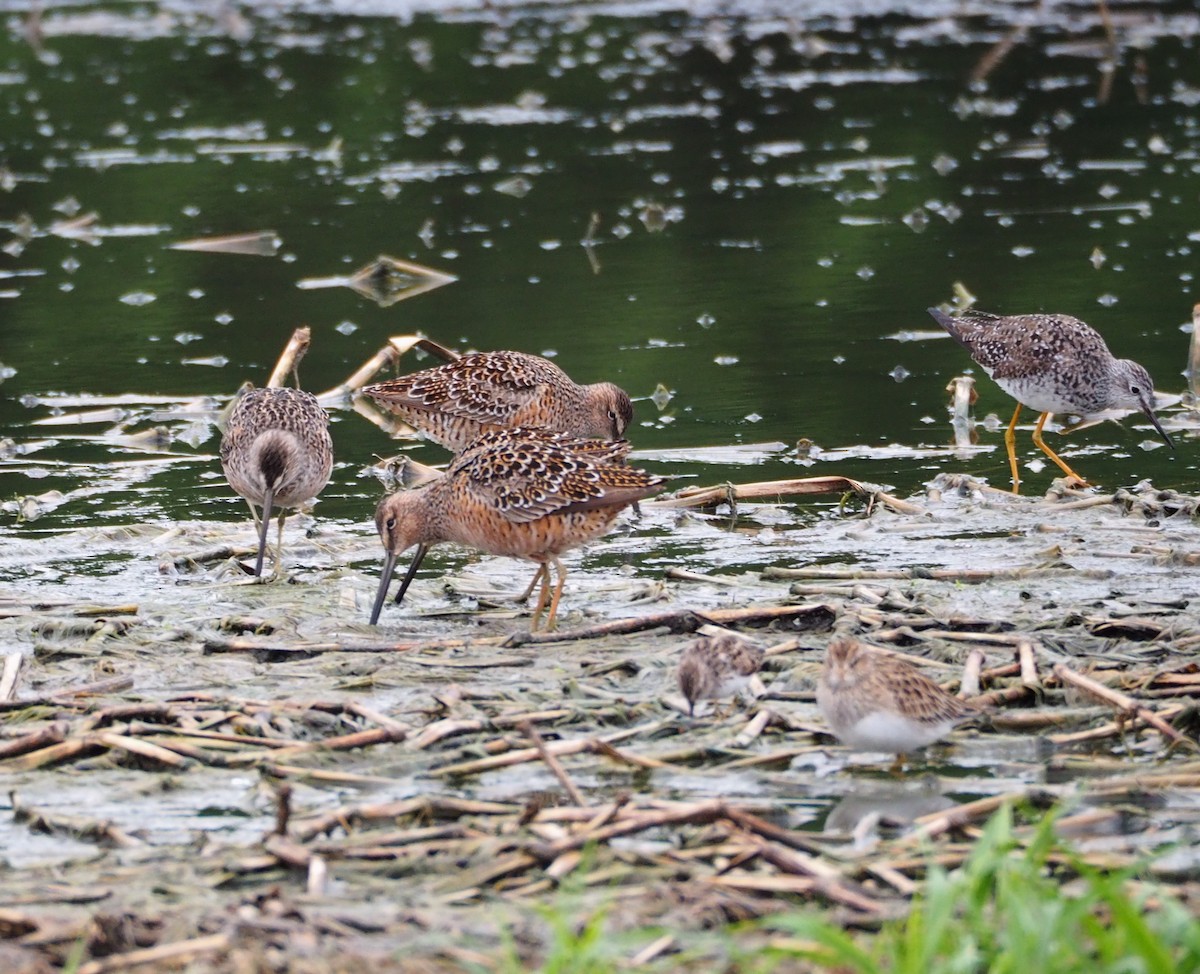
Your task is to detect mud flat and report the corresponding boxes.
[2,476,1199,971]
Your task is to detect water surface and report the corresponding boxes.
[1,1,1198,562]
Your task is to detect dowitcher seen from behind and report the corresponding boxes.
[362,350,634,450]
[370,426,662,630]
[817,636,980,772]
[929,307,1173,493]
[220,386,334,577]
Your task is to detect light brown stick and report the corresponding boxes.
[0,652,21,701]
[1052,663,1195,750]
[266,325,311,388]
[522,720,586,806]
[74,933,232,974]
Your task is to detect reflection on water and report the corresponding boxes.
[1,2,1199,549]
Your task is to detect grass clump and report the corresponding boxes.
[764,803,1200,974]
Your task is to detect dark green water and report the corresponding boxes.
[2,3,1198,541]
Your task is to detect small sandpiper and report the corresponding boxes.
[817,636,980,771]
[677,632,765,716]
[928,307,1173,493]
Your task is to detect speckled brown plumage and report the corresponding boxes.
[817,636,979,765]
[928,307,1172,492]
[370,426,663,629]
[677,632,765,716]
[220,386,333,576]
[362,350,634,449]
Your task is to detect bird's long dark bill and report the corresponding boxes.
[369,549,397,626]
[369,544,429,626]
[1142,397,1175,451]
[254,488,274,577]
[394,544,428,604]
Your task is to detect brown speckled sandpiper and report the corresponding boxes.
[677,632,765,716]
[370,426,662,630]
[220,386,333,577]
[929,307,1173,493]
[362,350,634,450]
[817,636,980,771]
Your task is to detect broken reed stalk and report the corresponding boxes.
[970,23,1028,85]
[646,476,923,517]
[1048,703,1190,747]
[732,708,773,749]
[505,602,835,647]
[319,334,462,401]
[202,633,505,656]
[265,325,311,389]
[959,649,986,697]
[0,651,21,701]
[431,721,669,778]
[906,789,1037,842]
[0,722,68,761]
[1051,663,1195,750]
[1018,640,1041,691]
[408,709,571,750]
[521,720,586,806]
[10,791,143,848]
[73,933,232,974]
[768,565,1112,582]
[15,674,134,707]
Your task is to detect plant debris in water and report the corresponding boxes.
[3,476,1200,970]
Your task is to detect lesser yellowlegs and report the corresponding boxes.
[929,307,1173,492]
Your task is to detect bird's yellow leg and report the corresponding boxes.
[1004,402,1023,494]
[1032,411,1090,487]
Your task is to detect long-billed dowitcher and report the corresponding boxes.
[220,386,333,577]
[677,632,765,716]
[369,426,662,629]
[362,350,634,449]
[928,307,1173,493]
[817,636,980,770]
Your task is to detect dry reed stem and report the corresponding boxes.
[1051,664,1196,750]
[0,651,21,701]
[521,720,586,806]
[1019,640,1041,690]
[768,565,1112,582]
[10,792,143,848]
[648,476,868,510]
[431,721,665,778]
[506,602,836,647]
[73,932,232,974]
[321,334,461,400]
[265,326,311,389]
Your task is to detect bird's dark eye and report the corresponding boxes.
[386,516,397,530]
